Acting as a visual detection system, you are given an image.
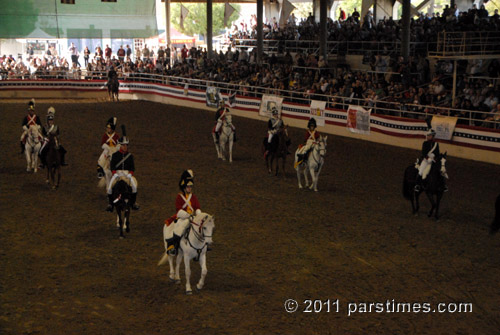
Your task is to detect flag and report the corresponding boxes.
[180,4,189,30]
[224,2,236,28]
[279,0,295,27]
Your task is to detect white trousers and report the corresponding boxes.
[418,158,433,179]
[107,171,137,194]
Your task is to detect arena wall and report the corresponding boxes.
[1,79,499,165]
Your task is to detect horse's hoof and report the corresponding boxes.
[196,284,203,290]
[314,189,318,192]
[126,227,130,233]
[298,185,303,189]
[45,180,49,184]
[175,279,181,285]
[186,290,193,295]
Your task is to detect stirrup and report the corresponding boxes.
[414,185,421,192]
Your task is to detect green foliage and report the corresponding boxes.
[171,3,240,37]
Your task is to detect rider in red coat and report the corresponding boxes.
[296,118,320,165]
[20,99,41,153]
[164,170,202,253]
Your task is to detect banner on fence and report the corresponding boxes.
[259,95,283,118]
[347,105,371,134]
[310,100,326,126]
[431,115,457,141]
[206,87,220,107]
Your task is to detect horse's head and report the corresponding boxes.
[224,114,232,125]
[439,152,448,176]
[316,135,327,158]
[192,212,215,246]
[28,125,41,143]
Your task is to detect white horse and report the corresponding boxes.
[213,114,234,162]
[97,144,120,189]
[25,125,42,172]
[294,135,327,192]
[158,212,215,295]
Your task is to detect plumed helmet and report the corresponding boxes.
[106,117,117,130]
[218,99,225,107]
[179,169,194,191]
[118,124,129,144]
[426,129,436,137]
[28,98,35,108]
[308,118,317,128]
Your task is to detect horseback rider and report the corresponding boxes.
[39,107,68,168]
[106,132,139,211]
[107,65,117,85]
[213,100,236,141]
[20,99,42,153]
[414,129,447,192]
[296,118,320,166]
[264,107,283,158]
[164,170,202,253]
[97,117,120,178]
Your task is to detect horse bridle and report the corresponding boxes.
[186,216,213,253]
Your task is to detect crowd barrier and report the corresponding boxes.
[1,79,499,165]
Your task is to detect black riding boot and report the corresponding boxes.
[20,141,25,154]
[414,175,423,192]
[106,194,114,212]
[97,165,105,179]
[131,192,140,210]
[215,132,220,141]
[166,234,181,254]
[233,131,237,142]
[39,148,47,169]
[59,146,68,166]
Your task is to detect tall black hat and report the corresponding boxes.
[308,118,317,128]
[179,169,194,191]
[106,117,117,131]
[118,125,129,144]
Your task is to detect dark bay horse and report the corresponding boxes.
[46,134,61,190]
[403,153,448,220]
[263,126,290,177]
[490,194,500,235]
[112,180,131,238]
[107,76,119,102]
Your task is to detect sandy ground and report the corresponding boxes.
[1,100,499,335]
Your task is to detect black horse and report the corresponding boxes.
[490,194,500,235]
[263,126,291,177]
[107,76,119,102]
[45,134,61,190]
[403,153,448,220]
[111,180,131,238]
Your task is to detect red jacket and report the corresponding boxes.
[101,132,120,147]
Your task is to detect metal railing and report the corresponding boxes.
[429,31,500,58]
[232,38,435,57]
[1,70,499,129]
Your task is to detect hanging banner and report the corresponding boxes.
[228,91,237,107]
[206,87,220,107]
[347,105,371,134]
[310,100,326,126]
[279,0,296,27]
[224,2,236,28]
[180,4,190,30]
[183,83,189,96]
[431,115,458,141]
[259,95,283,118]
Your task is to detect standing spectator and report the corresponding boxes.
[352,8,360,22]
[142,45,150,62]
[117,45,125,63]
[126,45,132,59]
[95,46,103,61]
[104,44,112,60]
[181,44,189,62]
[339,8,346,22]
[69,42,80,67]
[157,46,165,64]
[165,44,171,66]
[83,46,90,67]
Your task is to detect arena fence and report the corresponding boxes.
[1,75,499,165]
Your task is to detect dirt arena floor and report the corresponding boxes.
[1,100,499,335]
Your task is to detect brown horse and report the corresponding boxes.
[107,76,119,102]
[45,134,61,190]
[263,126,291,177]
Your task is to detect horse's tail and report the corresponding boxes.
[403,166,415,200]
[97,178,107,189]
[158,252,169,266]
[490,194,500,235]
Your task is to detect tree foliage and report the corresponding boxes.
[171,3,240,37]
